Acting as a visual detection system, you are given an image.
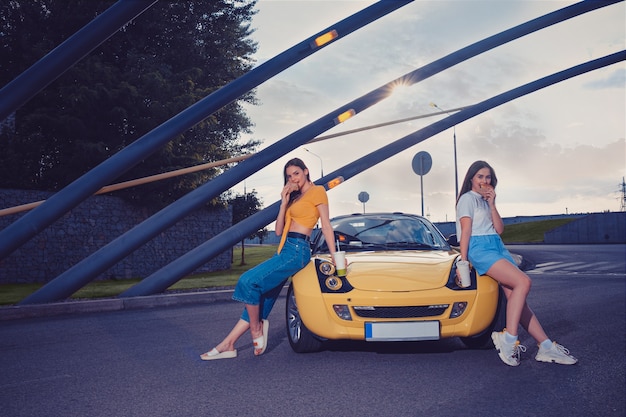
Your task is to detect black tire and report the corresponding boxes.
[286,283,324,353]
[460,286,507,349]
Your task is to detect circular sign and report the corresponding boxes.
[358,191,369,203]
[412,151,432,176]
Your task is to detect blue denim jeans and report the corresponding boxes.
[233,236,311,322]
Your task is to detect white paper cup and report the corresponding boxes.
[457,260,471,288]
[334,251,347,277]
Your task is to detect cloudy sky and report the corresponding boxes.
[233,0,625,224]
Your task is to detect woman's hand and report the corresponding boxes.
[479,184,496,205]
[281,182,299,203]
[480,185,504,233]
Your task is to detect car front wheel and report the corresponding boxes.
[286,283,323,353]
[460,286,507,349]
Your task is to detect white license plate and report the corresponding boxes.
[365,321,440,341]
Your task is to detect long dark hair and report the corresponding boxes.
[456,160,498,204]
[283,158,310,204]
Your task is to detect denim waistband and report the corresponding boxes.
[287,232,310,241]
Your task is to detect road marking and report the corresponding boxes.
[528,260,625,276]
[533,261,586,272]
[534,262,560,268]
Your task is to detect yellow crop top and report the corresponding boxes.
[277,185,328,253]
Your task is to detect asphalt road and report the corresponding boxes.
[1,244,624,417]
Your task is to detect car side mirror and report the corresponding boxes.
[447,234,459,246]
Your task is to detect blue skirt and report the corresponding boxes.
[468,234,516,275]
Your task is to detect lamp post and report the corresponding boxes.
[430,102,459,199]
[303,148,323,177]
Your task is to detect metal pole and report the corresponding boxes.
[420,174,424,217]
[430,102,459,199]
[420,155,425,216]
[453,126,459,198]
[304,148,324,177]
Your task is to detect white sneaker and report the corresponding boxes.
[535,342,578,365]
[491,331,526,366]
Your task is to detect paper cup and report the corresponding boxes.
[456,260,471,288]
[334,251,347,277]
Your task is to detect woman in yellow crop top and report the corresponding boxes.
[201,158,337,360]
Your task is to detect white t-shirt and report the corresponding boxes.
[456,191,497,240]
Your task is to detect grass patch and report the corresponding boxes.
[0,245,278,306]
[0,283,44,306]
[501,218,576,243]
[167,245,277,291]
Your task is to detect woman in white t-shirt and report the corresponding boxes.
[456,160,577,367]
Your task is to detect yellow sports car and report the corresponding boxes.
[286,212,506,353]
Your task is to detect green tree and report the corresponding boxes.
[0,0,260,207]
[230,189,266,265]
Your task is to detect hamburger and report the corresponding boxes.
[478,183,493,199]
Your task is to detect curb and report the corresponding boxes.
[0,288,237,321]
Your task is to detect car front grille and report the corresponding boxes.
[352,305,449,319]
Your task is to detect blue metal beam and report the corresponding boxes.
[0,0,412,260]
[0,0,158,122]
[122,50,624,297]
[12,0,413,304]
[121,3,624,297]
[17,0,622,304]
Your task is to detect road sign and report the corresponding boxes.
[412,151,432,216]
[412,151,432,176]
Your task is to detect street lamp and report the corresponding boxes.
[303,148,323,177]
[430,102,459,199]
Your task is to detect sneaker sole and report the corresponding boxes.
[535,356,577,365]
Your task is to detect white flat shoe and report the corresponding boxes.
[253,319,270,356]
[200,348,237,361]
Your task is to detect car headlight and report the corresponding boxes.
[318,261,335,276]
[325,276,343,291]
[314,258,353,293]
[446,257,476,290]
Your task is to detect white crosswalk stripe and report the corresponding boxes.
[528,261,625,275]
[534,262,586,272]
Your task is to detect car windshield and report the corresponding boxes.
[313,213,450,253]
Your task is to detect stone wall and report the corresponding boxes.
[0,189,232,283]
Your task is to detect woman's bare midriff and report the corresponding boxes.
[289,221,313,237]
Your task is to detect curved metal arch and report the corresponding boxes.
[0,0,412,259]
[18,0,623,304]
[120,50,624,298]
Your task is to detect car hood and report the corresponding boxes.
[337,251,456,291]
